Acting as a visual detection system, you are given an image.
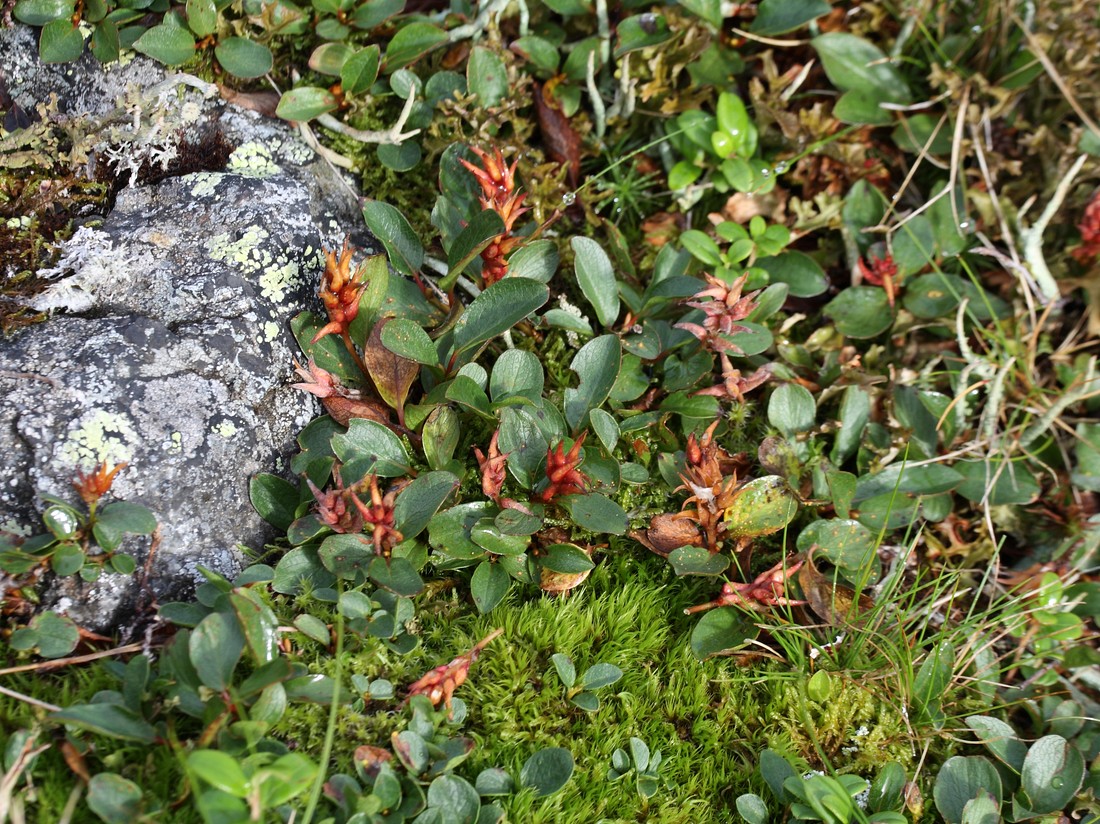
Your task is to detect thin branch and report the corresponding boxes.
[1021,153,1089,303]
[0,643,144,676]
[315,91,421,146]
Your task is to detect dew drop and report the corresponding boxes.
[729,129,740,137]
[759,168,771,178]
[971,24,981,33]
[562,191,577,206]
[774,160,789,174]
[1052,776,1065,790]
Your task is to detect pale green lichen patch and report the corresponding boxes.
[205,226,309,304]
[226,142,280,178]
[164,431,183,454]
[58,409,138,468]
[211,419,238,439]
[189,173,223,199]
[261,321,280,342]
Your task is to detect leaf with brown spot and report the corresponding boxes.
[797,548,874,626]
[534,80,581,187]
[362,317,420,427]
[353,745,392,780]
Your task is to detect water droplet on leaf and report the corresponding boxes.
[759,168,771,178]
[774,161,789,174]
[562,191,576,206]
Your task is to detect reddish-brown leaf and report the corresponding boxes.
[534,81,581,188]
[361,317,420,427]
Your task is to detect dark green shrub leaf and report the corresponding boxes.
[132,18,196,65]
[394,471,459,539]
[615,13,671,55]
[184,0,215,36]
[426,774,480,822]
[384,21,448,69]
[190,611,245,690]
[571,691,599,712]
[188,750,249,797]
[467,46,508,107]
[560,493,627,535]
[954,459,1040,506]
[892,215,936,276]
[796,520,877,578]
[965,716,1027,772]
[490,349,544,403]
[564,335,621,431]
[453,277,549,355]
[668,546,729,576]
[229,591,279,665]
[934,756,1002,824]
[541,543,596,574]
[428,502,493,560]
[331,418,410,481]
[520,748,574,797]
[271,547,336,594]
[276,86,339,121]
[868,763,907,814]
[510,35,560,74]
[87,773,144,822]
[215,37,272,79]
[507,240,558,283]
[51,703,157,743]
[755,251,828,297]
[377,140,422,172]
[768,383,816,436]
[812,33,912,103]
[9,610,79,658]
[1020,735,1084,813]
[580,663,622,690]
[318,533,373,579]
[340,44,381,94]
[690,607,758,659]
[752,0,829,35]
[475,768,515,797]
[823,286,893,338]
[759,749,797,803]
[736,793,769,824]
[369,556,423,596]
[959,791,1000,824]
[471,560,510,613]
[854,463,963,501]
[309,42,353,75]
[551,652,576,688]
[833,89,895,126]
[249,473,299,531]
[572,237,620,328]
[444,209,506,289]
[15,0,74,26]
[39,18,84,63]
[362,200,424,276]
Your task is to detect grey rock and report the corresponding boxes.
[0,26,377,632]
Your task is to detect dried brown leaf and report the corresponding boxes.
[361,317,420,427]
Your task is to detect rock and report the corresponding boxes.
[0,26,378,632]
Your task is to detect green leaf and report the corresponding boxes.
[755,252,828,297]
[797,520,877,577]
[854,463,963,501]
[331,418,410,482]
[445,209,505,289]
[426,775,481,822]
[954,459,1040,505]
[812,33,912,103]
[959,792,1001,824]
[551,652,576,688]
[51,542,85,577]
[10,610,79,658]
[540,543,595,574]
[868,763,907,814]
[768,383,816,436]
[752,0,829,35]
[318,533,373,580]
[510,35,560,75]
[679,0,721,28]
[934,757,1002,824]
[615,13,671,56]
[184,0,215,35]
[964,716,1027,772]
[428,502,493,560]
[215,37,272,79]
[668,546,730,576]
[271,547,336,594]
[453,277,549,355]
[249,473,299,531]
[520,748,575,797]
[52,703,157,743]
[507,240,559,283]
[369,556,423,596]
[680,230,722,266]
[588,408,619,453]
[1020,735,1085,813]
[446,375,493,417]
[823,286,893,338]
[490,349,544,403]
[467,46,508,107]
[580,662,623,690]
[736,794,769,824]
[560,493,628,535]
[833,89,895,126]
[723,476,798,539]
[189,750,249,797]
[381,317,439,366]
[377,140,421,173]
[39,18,84,63]
[423,406,460,470]
[190,611,245,690]
[132,19,196,66]
[276,86,339,121]
[96,501,157,536]
[470,560,510,613]
[228,590,279,665]
[362,200,424,276]
[309,42,353,76]
[340,44,381,95]
[564,335,621,431]
[87,773,144,822]
[385,21,448,69]
[832,386,871,464]
[393,471,459,539]
[572,237,620,328]
[89,20,119,63]
[690,607,759,659]
[892,215,936,276]
[15,0,74,26]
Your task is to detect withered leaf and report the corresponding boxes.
[362,316,420,427]
[630,514,702,557]
[534,80,581,188]
[353,745,392,780]
[797,548,874,626]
